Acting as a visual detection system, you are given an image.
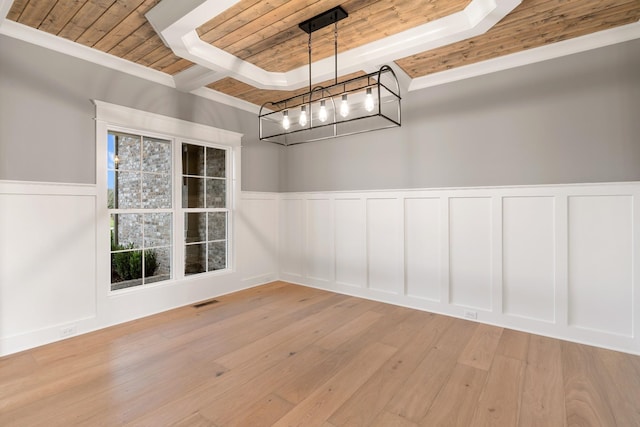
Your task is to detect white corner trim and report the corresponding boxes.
[147,0,521,91]
[409,20,640,92]
[190,87,261,114]
[93,100,243,145]
[0,0,13,21]
[0,20,176,88]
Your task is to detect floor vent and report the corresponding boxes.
[193,299,220,309]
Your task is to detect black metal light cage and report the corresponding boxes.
[259,65,401,146]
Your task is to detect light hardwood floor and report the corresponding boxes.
[1,281,639,426]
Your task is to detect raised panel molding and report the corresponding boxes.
[568,195,633,336]
[280,199,303,277]
[449,197,493,311]
[367,198,403,294]
[404,198,441,301]
[278,183,640,355]
[503,197,556,322]
[306,199,332,282]
[334,199,367,288]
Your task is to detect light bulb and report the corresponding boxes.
[299,105,307,126]
[319,100,328,122]
[340,94,349,117]
[364,87,375,112]
[282,110,290,130]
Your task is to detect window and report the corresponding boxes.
[96,100,241,293]
[182,143,229,275]
[108,131,173,290]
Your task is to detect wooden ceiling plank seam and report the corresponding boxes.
[161,59,195,76]
[122,39,164,63]
[225,0,376,60]
[212,0,329,51]
[93,0,161,52]
[38,0,86,35]
[18,0,57,29]
[430,15,639,73]
[395,0,639,69]
[227,0,372,59]
[75,0,147,48]
[491,0,637,32]
[57,0,117,42]
[396,1,635,76]
[106,22,157,58]
[397,3,640,77]
[243,0,469,72]
[198,0,290,45]
[220,0,334,55]
[6,0,30,22]
[149,53,184,72]
[136,44,174,67]
[196,0,263,37]
[120,27,165,62]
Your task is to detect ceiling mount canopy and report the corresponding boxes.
[259,6,401,146]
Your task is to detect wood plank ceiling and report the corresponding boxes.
[6,0,640,107]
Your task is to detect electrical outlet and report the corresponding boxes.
[464,310,478,320]
[60,325,77,338]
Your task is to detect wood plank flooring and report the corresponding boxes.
[1,281,639,426]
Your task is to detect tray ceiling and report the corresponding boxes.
[3,0,640,110]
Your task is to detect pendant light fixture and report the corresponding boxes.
[259,6,401,146]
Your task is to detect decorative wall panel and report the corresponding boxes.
[404,198,441,301]
[449,197,493,311]
[367,198,403,294]
[334,199,367,288]
[568,195,633,336]
[503,197,555,322]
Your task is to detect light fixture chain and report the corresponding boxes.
[308,31,312,96]
[334,22,338,85]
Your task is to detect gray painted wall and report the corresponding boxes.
[0,35,280,192]
[2,34,639,193]
[281,39,640,192]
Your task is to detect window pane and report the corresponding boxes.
[185,243,206,275]
[144,248,171,283]
[107,170,116,208]
[142,173,171,209]
[144,213,172,248]
[115,171,140,209]
[182,177,204,208]
[142,138,171,173]
[208,212,226,241]
[111,213,142,250]
[144,247,171,284]
[114,133,141,171]
[185,212,206,243]
[111,250,143,289]
[182,144,204,176]
[206,147,226,178]
[208,241,226,271]
[206,179,226,208]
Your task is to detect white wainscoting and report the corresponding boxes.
[237,191,280,286]
[279,183,640,355]
[0,182,280,356]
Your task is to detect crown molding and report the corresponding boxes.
[408,20,640,92]
[0,19,176,88]
[190,87,261,114]
[2,0,639,113]
[147,0,522,91]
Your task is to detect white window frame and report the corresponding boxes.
[95,100,242,295]
[180,139,232,276]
